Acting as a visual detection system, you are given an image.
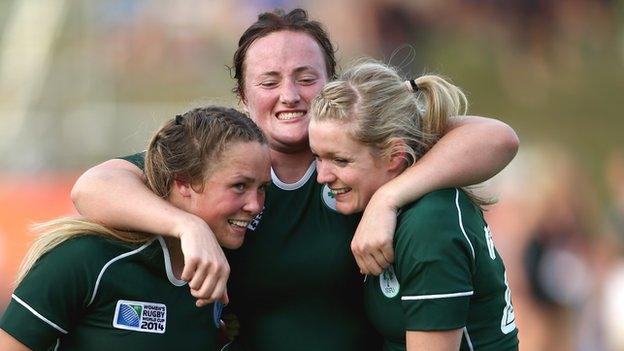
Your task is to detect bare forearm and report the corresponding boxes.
[71,159,190,238]
[0,329,31,351]
[379,115,519,208]
[406,329,462,351]
[71,158,229,303]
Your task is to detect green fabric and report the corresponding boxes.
[225,166,382,351]
[119,151,145,170]
[364,189,519,351]
[0,235,218,351]
[121,153,381,350]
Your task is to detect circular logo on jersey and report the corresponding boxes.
[321,184,338,212]
[379,266,400,298]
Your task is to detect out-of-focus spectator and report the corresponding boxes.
[486,145,597,351]
[596,149,624,351]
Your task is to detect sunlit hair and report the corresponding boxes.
[311,59,466,165]
[310,59,489,206]
[16,106,266,285]
[231,8,336,101]
[144,106,266,197]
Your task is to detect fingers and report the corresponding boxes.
[189,262,230,306]
[187,264,208,291]
[352,239,395,275]
[181,256,199,282]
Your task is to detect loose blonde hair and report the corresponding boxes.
[16,106,266,285]
[310,59,489,206]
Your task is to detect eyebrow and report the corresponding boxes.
[259,66,319,77]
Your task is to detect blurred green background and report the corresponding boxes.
[0,1,623,350]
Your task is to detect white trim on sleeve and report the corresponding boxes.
[401,290,474,301]
[11,294,68,334]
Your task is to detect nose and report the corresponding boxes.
[243,189,264,215]
[280,79,301,106]
[316,159,336,184]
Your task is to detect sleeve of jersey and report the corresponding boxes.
[117,151,146,171]
[396,198,475,331]
[0,241,93,350]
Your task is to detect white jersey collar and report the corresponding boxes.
[271,161,316,191]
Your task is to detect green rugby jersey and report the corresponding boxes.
[0,235,220,351]
[364,188,518,351]
[119,154,381,350]
[225,163,382,351]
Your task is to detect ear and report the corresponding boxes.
[172,178,194,198]
[386,139,408,173]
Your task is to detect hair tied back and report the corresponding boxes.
[406,79,419,93]
[175,114,184,125]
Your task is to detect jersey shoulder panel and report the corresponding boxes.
[396,188,479,261]
[117,151,146,171]
[1,235,150,350]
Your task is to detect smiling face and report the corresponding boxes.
[242,30,328,153]
[309,119,402,215]
[185,141,271,249]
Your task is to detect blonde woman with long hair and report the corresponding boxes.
[0,106,270,351]
[309,60,519,351]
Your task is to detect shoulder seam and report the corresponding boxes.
[454,188,476,260]
[87,238,157,306]
[11,294,68,334]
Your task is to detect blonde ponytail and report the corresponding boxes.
[413,75,467,139]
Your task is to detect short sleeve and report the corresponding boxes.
[395,189,476,331]
[0,240,93,350]
[117,151,146,171]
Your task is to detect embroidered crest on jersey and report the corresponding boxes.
[379,266,400,298]
[113,300,166,334]
[213,301,224,328]
[247,206,265,231]
[321,184,338,211]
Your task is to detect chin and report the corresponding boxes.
[220,236,246,250]
[336,203,364,216]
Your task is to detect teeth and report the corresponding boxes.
[277,111,304,120]
[228,219,250,228]
[330,187,350,195]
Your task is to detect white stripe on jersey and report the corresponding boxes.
[401,291,474,300]
[88,238,156,306]
[463,327,475,351]
[455,188,475,260]
[11,294,68,334]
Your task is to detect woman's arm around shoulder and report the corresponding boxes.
[71,158,229,305]
[351,116,518,275]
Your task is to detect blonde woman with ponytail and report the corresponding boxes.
[0,106,270,351]
[309,60,519,351]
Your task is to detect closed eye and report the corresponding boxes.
[259,81,278,88]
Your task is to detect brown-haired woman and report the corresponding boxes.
[70,8,519,351]
[0,107,270,351]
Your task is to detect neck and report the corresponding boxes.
[163,237,184,280]
[270,148,315,183]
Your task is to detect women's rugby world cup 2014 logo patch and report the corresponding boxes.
[380,266,400,298]
[321,184,338,211]
[113,300,167,334]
